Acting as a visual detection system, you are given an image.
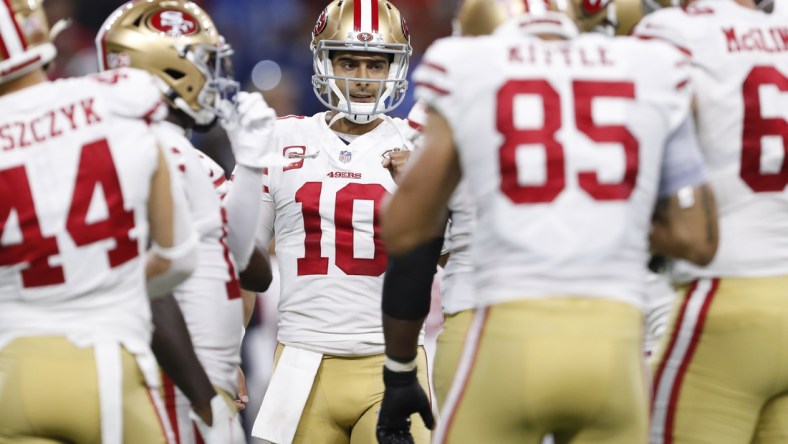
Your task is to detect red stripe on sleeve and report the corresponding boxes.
[421,61,447,74]
[634,35,693,57]
[415,81,450,96]
[0,34,9,59]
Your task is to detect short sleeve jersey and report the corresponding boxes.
[261,113,415,355]
[635,2,788,279]
[415,33,693,310]
[0,68,167,347]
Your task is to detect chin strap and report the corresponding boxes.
[328,110,382,128]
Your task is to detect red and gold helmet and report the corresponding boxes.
[0,0,56,83]
[96,0,238,125]
[310,0,412,123]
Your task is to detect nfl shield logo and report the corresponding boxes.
[339,150,352,163]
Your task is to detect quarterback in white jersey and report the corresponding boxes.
[250,1,432,443]
[0,2,197,442]
[257,112,416,356]
[635,2,788,442]
[381,2,719,442]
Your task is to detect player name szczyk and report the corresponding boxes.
[724,26,788,53]
[0,98,103,151]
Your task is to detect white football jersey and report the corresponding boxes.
[0,68,167,351]
[415,33,694,310]
[406,101,476,315]
[154,122,242,394]
[441,182,476,315]
[258,112,416,356]
[636,2,788,279]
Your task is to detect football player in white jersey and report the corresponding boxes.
[634,1,788,442]
[248,1,430,443]
[404,0,649,415]
[378,0,721,441]
[97,1,275,443]
[0,1,198,442]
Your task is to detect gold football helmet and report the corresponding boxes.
[0,0,56,83]
[455,0,639,37]
[96,0,238,126]
[615,0,645,35]
[454,0,526,36]
[311,0,412,123]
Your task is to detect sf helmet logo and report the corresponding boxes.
[357,32,374,42]
[313,8,328,37]
[400,17,410,40]
[582,0,610,14]
[151,10,198,36]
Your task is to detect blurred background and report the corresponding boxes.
[43,0,454,440]
[45,0,455,171]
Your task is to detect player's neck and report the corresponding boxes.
[166,109,193,133]
[0,69,49,97]
[326,111,383,135]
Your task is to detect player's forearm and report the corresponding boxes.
[383,314,424,362]
[150,295,216,424]
[224,165,264,270]
[650,185,718,266]
[239,246,272,292]
[381,236,443,360]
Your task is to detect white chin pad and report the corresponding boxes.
[174,97,215,125]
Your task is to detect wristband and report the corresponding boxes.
[384,356,417,373]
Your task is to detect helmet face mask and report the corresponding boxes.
[310,0,413,124]
[97,0,239,126]
[179,38,239,120]
[0,0,56,84]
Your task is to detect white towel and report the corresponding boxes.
[252,346,323,444]
[94,341,122,444]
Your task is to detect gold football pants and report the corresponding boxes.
[650,275,788,444]
[436,297,647,444]
[273,344,432,444]
[0,336,171,444]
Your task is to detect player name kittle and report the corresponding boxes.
[508,44,613,67]
[0,98,103,151]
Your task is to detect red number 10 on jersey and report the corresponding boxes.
[296,182,388,277]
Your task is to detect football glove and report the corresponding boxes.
[221,91,276,169]
[190,394,246,444]
[376,366,435,444]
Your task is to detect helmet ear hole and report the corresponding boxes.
[164,69,185,80]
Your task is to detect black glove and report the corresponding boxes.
[376,366,435,444]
